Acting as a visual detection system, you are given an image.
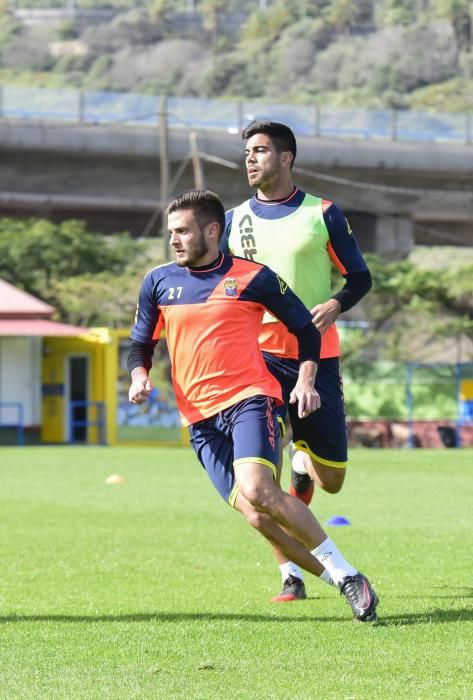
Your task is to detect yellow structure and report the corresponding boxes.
[460,379,473,401]
[460,379,473,421]
[41,328,187,446]
[41,329,115,444]
[0,279,184,446]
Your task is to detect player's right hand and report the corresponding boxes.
[311,298,341,335]
[289,383,321,419]
[128,376,152,404]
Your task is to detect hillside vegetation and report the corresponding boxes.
[1,2,472,360]
[1,0,473,111]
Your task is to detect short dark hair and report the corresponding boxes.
[166,189,225,239]
[241,120,297,168]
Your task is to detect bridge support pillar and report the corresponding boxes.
[347,212,414,259]
[374,216,414,259]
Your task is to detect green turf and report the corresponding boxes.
[116,425,182,442]
[0,447,472,699]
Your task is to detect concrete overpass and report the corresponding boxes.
[1,118,472,257]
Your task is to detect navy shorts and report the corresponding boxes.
[263,353,348,467]
[188,394,280,507]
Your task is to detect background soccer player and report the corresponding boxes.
[128,189,378,622]
[222,121,373,602]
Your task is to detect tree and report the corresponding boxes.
[341,255,473,364]
[50,271,142,327]
[354,0,376,26]
[0,218,147,325]
[200,0,226,44]
[239,3,292,44]
[148,0,176,21]
[451,0,472,51]
[430,1,471,48]
[328,0,356,33]
[379,0,419,25]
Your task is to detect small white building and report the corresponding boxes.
[0,279,86,443]
[0,279,185,447]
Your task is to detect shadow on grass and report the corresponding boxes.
[375,607,473,627]
[390,586,473,600]
[1,607,472,625]
[0,612,341,624]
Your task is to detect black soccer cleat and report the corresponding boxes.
[288,442,315,505]
[339,572,378,622]
[271,575,307,603]
[289,468,315,505]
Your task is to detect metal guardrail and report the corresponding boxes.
[69,400,106,445]
[405,362,473,448]
[0,84,471,144]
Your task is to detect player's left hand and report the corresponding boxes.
[311,298,341,335]
[129,375,153,404]
[289,383,321,419]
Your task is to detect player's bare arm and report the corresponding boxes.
[289,360,321,419]
[311,298,342,335]
[129,367,152,404]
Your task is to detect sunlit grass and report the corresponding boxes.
[0,447,472,698]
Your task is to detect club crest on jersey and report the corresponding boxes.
[223,277,238,297]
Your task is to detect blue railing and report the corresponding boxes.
[69,400,106,445]
[0,401,25,446]
[405,362,473,448]
[0,84,471,144]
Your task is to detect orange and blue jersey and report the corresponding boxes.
[131,253,318,427]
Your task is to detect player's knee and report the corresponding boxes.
[239,483,263,508]
[239,483,273,511]
[323,480,343,494]
[315,467,345,494]
[243,507,269,532]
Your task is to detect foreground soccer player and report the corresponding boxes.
[222,121,372,602]
[128,189,378,622]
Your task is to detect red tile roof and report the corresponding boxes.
[0,319,88,336]
[0,279,55,317]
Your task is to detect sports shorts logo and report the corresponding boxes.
[266,398,276,451]
[223,278,238,297]
[277,275,288,295]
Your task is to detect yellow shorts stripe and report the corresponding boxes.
[233,457,277,479]
[277,415,286,438]
[229,458,277,508]
[228,483,240,508]
[293,440,348,469]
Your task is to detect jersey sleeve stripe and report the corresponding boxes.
[327,241,348,275]
[151,312,165,341]
[322,198,334,214]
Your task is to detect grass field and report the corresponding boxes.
[1,447,472,699]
